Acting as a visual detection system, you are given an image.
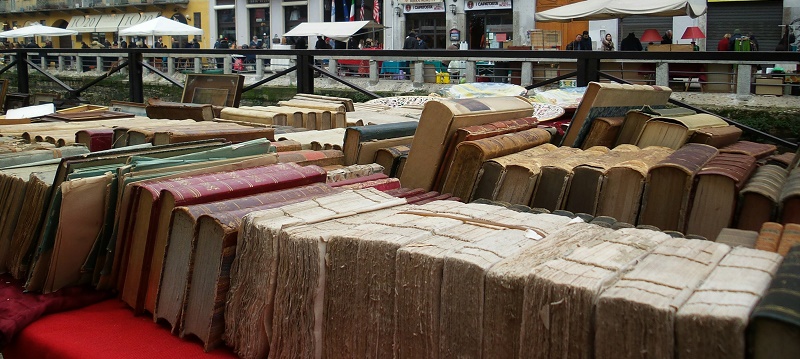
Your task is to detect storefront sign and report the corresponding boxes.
[464,0,512,11]
[450,28,460,41]
[403,2,446,13]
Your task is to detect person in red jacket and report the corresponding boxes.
[717,33,731,51]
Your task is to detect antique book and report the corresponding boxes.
[594,238,731,359]
[395,155,408,178]
[374,144,411,176]
[336,177,401,191]
[581,116,624,149]
[218,107,288,126]
[0,146,89,168]
[400,97,534,191]
[145,99,214,121]
[471,144,556,201]
[780,167,800,224]
[441,128,551,201]
[714,228,758,248]
[765,151,795,169]
[328,173,388,187]
[638,143,718,231]
[269,140,302,152]
[341,121,418,165]
[495,146,594,205]
[529,146,610,211]
[520,228,670,359]
[355,136,414,165]
[562,82,673,147]
[685,152,757,240]
[563,144,643,215]
[292,93,355,112]
[636,114,729,150]
[5,170,57,280]
[249,105,304,127]
[181,74,244,107]
[747,245,800,359]
[75,129,115,152]
[119,162,295,312]
[737,164,788,231]
[435,117,540,190]
[156,183,337,336]
[124,121,202,146]
[325,163,384,183]
[276,149,344,167]
[276,128,346,151]
[615,107,695,146]
[278,99,346,113]
[720,140,777,159]
[688,125,743,148]
[676,247,782,359]
[778,223,800,256]
[151,127,276,145]
[755,222,783,253]
[0,173,29,271]
[595,146,673,224]
[141,163,328,315]
[224,189,405,359]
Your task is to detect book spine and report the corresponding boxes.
[339,178,401,191]
[356,121,419,142]
[779,223,800,256]
[756,222,783,252]
[329,173,389,187]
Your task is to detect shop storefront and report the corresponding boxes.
[402,1,448,49]
[246,0,271,47]
[215,0,236,44]
[706,0,783,51]
[464,0,512,49]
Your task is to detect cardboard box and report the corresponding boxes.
[754,77,783,96]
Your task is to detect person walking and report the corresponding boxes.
[620,32,643,51]
[717,34,731,51]
[601,33,614,51]
[403,31,417,49]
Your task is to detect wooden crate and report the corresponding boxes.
[754,77,783,96]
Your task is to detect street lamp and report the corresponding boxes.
[449,4,456,14]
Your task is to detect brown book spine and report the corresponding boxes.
[155,127,276,145]
[277,150,344,167]
[375,145,411,176]
[719,141,778,159]
[756,222,783,252]
[779,223,800,256]
[688,125,743,148]
[581,117,624,149]
[271,140,302,152]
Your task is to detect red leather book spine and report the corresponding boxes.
[186,182,336,218]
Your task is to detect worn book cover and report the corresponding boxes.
[637,113,728,150]
[581,116,624,149]
[738,164,788,231]
[341,121,418,165]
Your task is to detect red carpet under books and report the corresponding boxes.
[4,299,237,359]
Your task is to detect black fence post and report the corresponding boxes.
[576,56,600,87]
[16,50,29,94]
[129,51,144,103]
[296,52,314,94]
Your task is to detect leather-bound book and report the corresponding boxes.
[595,146,673,224]
[715,228,758,248]
[156,183,337,340]
[562,82,672,147]
[496,146,593,205]
[329,172,388,187]
[74,129,114,152]
[276,128,346,152]
[638,143,718,231]
[385,187,427,199]
[780,167,800,224]
[737,164,788,231]
[676,247,782,359]
[152,126,276,145]
[278,98,346,113]
[482,221,607,358]
[755,222,783,252]
[395,155,408,177]
[719,140,777,159]
[617,106,697,147]
[400,97,534,191]
[374,144,411,176]
[218,107,288,126]
[0,146,89,168]
[434,117,540,190]
[341,121,418,165]
[269,140,302,152]
[530,146,610,211]
[685,152,757,240]
[563,144,643,215]
[326,163,384,183]
[581,116,624,149]
[765,152,795,169]
[747,245,800,359]
[410,193,456,205]
[637,114,728,150]
[276,149,344,167]
[441,128,551,201]
[355,136,414,165]
[520,228,669,359]
[594,238,730,359]
[472,144,556,202]
[688,125,743,148]
[778,223,800,256]
[141,163,328,315]
[224,190,405,359]
[5,170,56,280]
[146,99,214,121]
[337,177,401,191]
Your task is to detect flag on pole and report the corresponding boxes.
[343,0,350,21]
[373,0,380,24]
[349,0,356,22]
[331,0,336,21]
[360,0,365,21]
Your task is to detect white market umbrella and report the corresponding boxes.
[283,20,385,42]
[535,0,707,22]
[118,16,203,36]
[0,23,78,38]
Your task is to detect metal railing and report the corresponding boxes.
[1,47,799,147]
